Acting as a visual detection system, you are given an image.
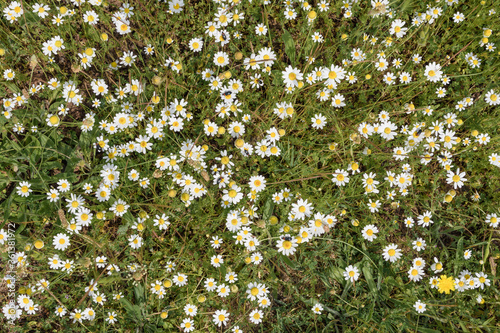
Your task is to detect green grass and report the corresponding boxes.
[0,0,499,332]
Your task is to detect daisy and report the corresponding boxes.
[16,181,32,197]
[53,233,70,251]
[414,300,426,313]
[66,194,85,214]
[485,213,498,228]
[249,309,264,324]
[424,62,443,82]
[211,254,224,267]
[431,257,444,273]
[436,87,446,98]
[361,224,379,242]
[225,271,238,284]
[331,94,345,108]
[55,306,67,317]
[210,236,223,249]
[212,309,230,327]
[332,169,349,186]
[408,266,425,282]
[70,309,84,323]
[205,278,217,291]
[213,51,229,67]
[110,199,129,217]
[476,133,491,145]
[291,198,313,220]
[412,238,426,251]
[344,265,360,282]
[417,211,433,227]
[129,234,142,249]
[284,8,297,20]
[382,244,402,263]
[384,72,397,85]
[181,318,195,332]
[484,89,499,105]
[367,199,381,213]
[255,23,267,36]
[173,273,188,287]
[57,179,71,192]
[311,114,327,129]
[106,311,118,324]
[322,65,345,87]
[475,272,490,290]
[251,252,263,265]
[446,168,467,189]
[282,66,303,88]
[184,304,198,317]
[311,32,323,43]
[312,303,323,314]
[276,236,298,256]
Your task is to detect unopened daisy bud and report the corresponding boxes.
[235,138,244,148]
[152,76,162,86]
[235,52,243,60]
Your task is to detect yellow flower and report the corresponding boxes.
[437,275,455,294]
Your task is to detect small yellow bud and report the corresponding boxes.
[235,138,244,148]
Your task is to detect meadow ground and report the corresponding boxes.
[0,0,499,332]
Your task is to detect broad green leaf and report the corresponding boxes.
[282,29,296,66]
